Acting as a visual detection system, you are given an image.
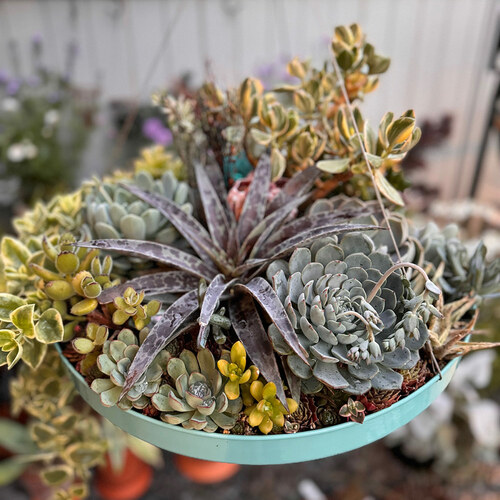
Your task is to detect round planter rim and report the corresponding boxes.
[56,343,460,441]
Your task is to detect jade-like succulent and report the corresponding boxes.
[244,381,298,434]
[217,341,259,400]
[339,397,366,424]
[112,287,160,330]
[91,329,168,410]
[152,349,242,432]
[266,230,440,396]
[72,323,109,355]
[133,145,186,180]
[84,168,191,246]
[29,233,117,317]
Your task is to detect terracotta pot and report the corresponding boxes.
[95,450,153,500]
[174,455,240,484]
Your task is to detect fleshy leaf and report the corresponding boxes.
[237,154,271,243]
[374,170,404,206]
[195,163,232,250]
[121,290,199,397]
[316,158,350,174]
[197,274,236,348]
[235,277,309,364]
[242,194,310,260]
[21,340,47,370]
[74,240,216,281]
[119,182,224,263]
[98,271,199,304]
[259,206,370,256]
[266,165,320,213]
[229,295,288,408]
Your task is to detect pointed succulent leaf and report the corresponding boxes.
[260,206,370,255]
[244,194,310,260]
[121,290,199,397]
[194,163,232,249]
[98,271,199,304]
[74,240,216,281]
[235,278,309,364]
[267,223,382,259]
[374,170,404,206]
[229,296,288,408]
[198,274,237,348]
[10,304,35,337]
[266,165,320,213]
[119,182,223,263]
[237,154,271,243]
[21,340,47,370]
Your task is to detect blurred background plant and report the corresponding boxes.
[0,35,98,234]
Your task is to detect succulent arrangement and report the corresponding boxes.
[1,23,500,498]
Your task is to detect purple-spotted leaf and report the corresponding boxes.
[266,165,320,213]
[229,296,288,408]
[74,240,216,280]
[265,223,383,259]
[119,183,225,263]
[235,277,309,364]
[98,271,200,304]
[197,274,236,348]
[237,154,271,243]
[195,163,232,249]
[240,194,310,261]
[259,207,370,256]
[121,290,199,397]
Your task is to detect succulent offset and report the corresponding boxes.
[91,329,168,410]
[152,348,242,432]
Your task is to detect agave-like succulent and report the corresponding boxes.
[152,348,241,432]
[91,329,168,410]
[76,154,376,406]
[266,229,441,396]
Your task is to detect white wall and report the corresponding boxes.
[0,0,498,199]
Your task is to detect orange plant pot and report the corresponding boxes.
[174,455,240,484]
[95,450,153,500]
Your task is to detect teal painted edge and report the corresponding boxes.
[56,344,460,465]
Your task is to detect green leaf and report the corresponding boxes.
[72,337,94,354]
[21,340,47,370]
[1,237,30,267]
[40,465,74,486]
[250,128,272,146]
[387,117,415,148]
[337,49,354,70]
[63,442,104,468]
[270,148,286,181]
[368,55,391,74]
[365,153,383,168]
[0,458,29,486]
[316,159,350,174]
[6,344,23,369]
[0,418,38,455]
[0,294,25,322]
[35,309,64,344]
[374,170,404,206]
[10,304,35,338]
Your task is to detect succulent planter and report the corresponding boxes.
[57,344,460,465]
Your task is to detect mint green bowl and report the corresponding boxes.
[57,345,460,465]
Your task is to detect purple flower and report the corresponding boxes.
[0,71,9,85]
[142,117,173,146]
[6,79,21,96]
